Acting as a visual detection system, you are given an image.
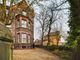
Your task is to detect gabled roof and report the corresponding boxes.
[44,31,60,38]
[10,0,29,12]
[0,0,35,20]
[10,0,35,18]
[17,0,29,11]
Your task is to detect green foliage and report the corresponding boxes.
[45,45,73,51]
[67,0,80,48]
[46,45,73,60]
[53,50,72,60]
[67,0,80,60]
[10,0,14,4]
[66,35,77,48]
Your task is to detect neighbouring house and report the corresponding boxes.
[6,0,35,49]
[34,31,61,46]
[43,31,60,46]
[35,39,42,45]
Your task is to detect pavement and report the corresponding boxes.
[13,48,60,60]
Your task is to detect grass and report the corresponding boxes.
[44,45,73,60]
[52,50,72,60]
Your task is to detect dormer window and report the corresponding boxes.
[22,11,27,16]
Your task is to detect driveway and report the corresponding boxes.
[13,48,60,60]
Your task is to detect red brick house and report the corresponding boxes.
[7,0,35,49]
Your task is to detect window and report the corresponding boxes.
[28,21,31,29]
[6,25,11,28]
[21,20,27,28]
[17,33,20,43]
[17,20,20,28]
[21,33,27,43]
[22,11,27,16]
[28,35,31,43]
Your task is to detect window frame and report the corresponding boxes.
[21,33,27,43]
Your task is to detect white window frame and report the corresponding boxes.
[21,33,27,43]
[28,35,31,43]
[17,20,20,28]
[17,33,20,43]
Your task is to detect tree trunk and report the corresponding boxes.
[72,38,80,60]
[3,0,6,24]
[47,9,53,46]
[76,40,80,60]
[41,25,44,47]
[56,38,59,47]
[3,0,6,14]
[47,27,51,46]
[47,25,51,46]
[41,31,44,47]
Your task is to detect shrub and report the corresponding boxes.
[45,45,73,51]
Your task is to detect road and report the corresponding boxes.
[13,48,60,60]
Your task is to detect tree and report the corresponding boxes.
[35,0,68,46]
[0,0,15,25]
[47,0,68,46]
[35,4,49,46]
[68,0,80,60]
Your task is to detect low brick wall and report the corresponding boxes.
[13,43,33,49]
